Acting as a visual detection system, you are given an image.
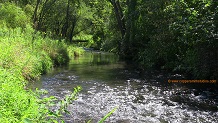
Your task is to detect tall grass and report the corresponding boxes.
[0,69,39,122]
[0,24,74,122]
[0,25,70,80]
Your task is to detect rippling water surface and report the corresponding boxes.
[29,51,218,123]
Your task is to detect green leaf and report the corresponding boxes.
[98,106,118,123]
[23,118,32,123]
[87,119,92,123]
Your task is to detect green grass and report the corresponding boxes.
[0,69,39,122]
[0,25,70,79]
[0,25,82,122]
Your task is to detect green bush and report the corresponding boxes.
[0,2,30,28]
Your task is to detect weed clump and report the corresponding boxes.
[0,25,71,122]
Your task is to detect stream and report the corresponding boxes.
[29,51,218,123]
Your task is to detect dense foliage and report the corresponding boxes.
[97,0,217,79]
[0,2,82,122]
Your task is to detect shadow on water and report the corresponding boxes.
[29,51,218,123]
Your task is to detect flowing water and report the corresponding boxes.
[29,51,218,123]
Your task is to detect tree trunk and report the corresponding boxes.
[62,0,70,38]
[37,0,49,30]
[69,18,77,43]
[123,0,137,59]
[38,0,56,31]
[33,0,41,29]
[108,0,126,55]
[108,0,126,38]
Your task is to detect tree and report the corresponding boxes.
[33,0,41,29]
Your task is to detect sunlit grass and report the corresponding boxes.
[0,25,78,122]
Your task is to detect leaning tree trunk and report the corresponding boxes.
[108,0,126,55]
[108,0,126,38]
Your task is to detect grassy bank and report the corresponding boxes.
[0,24,83,122]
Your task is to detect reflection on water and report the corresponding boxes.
[29,51,218,123]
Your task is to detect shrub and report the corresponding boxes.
[0,2,30,28]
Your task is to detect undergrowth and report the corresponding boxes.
[0,24,82,122]
[0,24,70,80]
[0,68,39,122]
